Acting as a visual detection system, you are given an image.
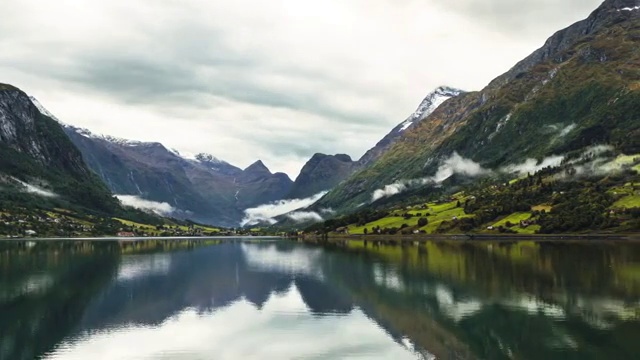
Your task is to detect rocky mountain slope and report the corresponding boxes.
[287,154,358,199]
[0,84,119,213]
[285,87,465,201]
[60,122,293,226]
[358,86,465,167]
[314,0,640,215]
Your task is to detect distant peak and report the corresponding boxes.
[309,153,330,160]
[334,154,353,162]
[245,160,271,173]
[307,153,353,164]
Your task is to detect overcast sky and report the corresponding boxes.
[0,0,603,178]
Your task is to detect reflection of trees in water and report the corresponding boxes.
[0,242,121,360]
[3,240,639,360]
[325,241,640,360]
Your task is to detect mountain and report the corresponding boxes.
[285,88,464,201]
[358,86,465,167]
[0,84,119,213]
[314,0,640,214]
[235,160,294,208]
[287,153,357,199]
[58,122,292,226]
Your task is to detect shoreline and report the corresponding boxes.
[295,233,640,243]
[0,236,282,242]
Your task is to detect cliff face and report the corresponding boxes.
[0,84,119,213]
[287,154,357,199]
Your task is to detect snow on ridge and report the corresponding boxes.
[29,96,62,123]
[398,86,464,133]
[619,6,640,11]
[168,149,226,166]
[169,148,192,160]
[398,121,413,132]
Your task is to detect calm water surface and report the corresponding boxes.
[1,238,639,360]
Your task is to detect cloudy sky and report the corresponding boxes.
[0,0,602,178]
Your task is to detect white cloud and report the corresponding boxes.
[0,0,602,178]
[431,152,492,183]
[241,191,327,226]
[501,155,565,176]
[372,152,489,201]
[372,183,408,202]
[116,195,176,216]
[286,211,324,223]
[12,178,57,198]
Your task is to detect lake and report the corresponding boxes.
[1,238,639,360]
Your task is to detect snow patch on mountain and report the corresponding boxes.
[619,6,640,11]
[397,86,464,133]
[28,96,61,123]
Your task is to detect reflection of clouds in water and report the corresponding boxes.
[503,296,566,319]
[117,254,171,281]
[1,273,56,302]
[44,283,417,360]
[241,244,323,278]
[558,296,640,330]
[434,286,482,322]
[373,264,405,292]
[22,274,54,294]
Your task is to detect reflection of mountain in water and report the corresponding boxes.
[48,282,421,360]
[77,242,356,331]
[46,242,424,359]
[3,240,640,360]
[0,242,121,360]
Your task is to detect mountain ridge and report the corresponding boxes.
[309,0,640,217]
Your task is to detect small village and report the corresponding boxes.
[0,209,262,238]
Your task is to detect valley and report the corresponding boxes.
[1,0,640,237]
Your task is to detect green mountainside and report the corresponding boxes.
[313,0,640,217]
[0,84,119,214]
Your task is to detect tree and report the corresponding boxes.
[363,227,368,235]
[418,217,428,227]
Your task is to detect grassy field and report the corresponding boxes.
[531,204,552,212]
[346,200,473,235]
[114,218,157,230]
[488,212,541,234]
[614,154,640,166]
[492,212,531,227]
[613,195,640,209]
[113,218,220,234]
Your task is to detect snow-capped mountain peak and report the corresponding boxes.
[398,86,465,133]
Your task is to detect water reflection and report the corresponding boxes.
[1,239,640,360]
[46,284,419,360]
[331,240,640,359]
